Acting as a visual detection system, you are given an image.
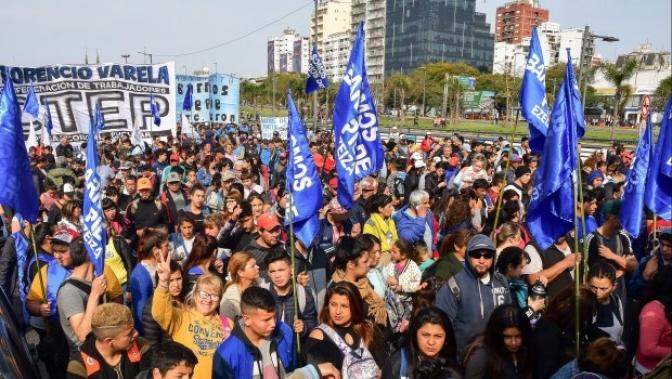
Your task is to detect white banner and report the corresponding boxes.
[0,63,177,141]
[260,117,288,140]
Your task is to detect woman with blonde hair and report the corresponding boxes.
[494,222,522,254]
[153,254,234,379]
[219,252,259,319]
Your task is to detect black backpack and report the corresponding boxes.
[393,176,405,199]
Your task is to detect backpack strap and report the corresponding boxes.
[448,276,461,304]
[316,324,353,353]
[219,315,232,340]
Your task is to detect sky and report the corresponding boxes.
[0,0,670,78]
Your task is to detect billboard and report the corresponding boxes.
[260,117,288,140]
[175,74,240,124]
[267,41,275,74]
[293,40,302,74]
[0,63,177,141]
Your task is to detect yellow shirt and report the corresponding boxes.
[104,239,128,286]
[27,264,123,303]
[152,286,233,379]
[363,213,399,252]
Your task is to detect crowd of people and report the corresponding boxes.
[0,122,670,379]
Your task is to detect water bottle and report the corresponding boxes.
[529,281,547,328]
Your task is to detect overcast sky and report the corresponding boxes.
[1,0,669,78]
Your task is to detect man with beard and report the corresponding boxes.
[243,213,285,284]
[126,178,170,236]
[436,234,511,352]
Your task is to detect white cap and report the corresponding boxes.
[411,152,423,160]
[414,160,426,168]
[392,126,398,130]
[426,131,432,135]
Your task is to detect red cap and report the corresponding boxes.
[360,177,377,191]
[170,153,180,161]
[329,177,338,189]
[257,213,281,231]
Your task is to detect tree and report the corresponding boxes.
[599,59,639,138]
[387,73,410,124]
[653,75,672,111]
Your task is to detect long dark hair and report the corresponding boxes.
[405,307,461,378]
[183,234,218,273]
[319,282,375,348]
[333,236,368,273]
[465,304,534,379]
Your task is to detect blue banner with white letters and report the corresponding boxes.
[619,114,653,236]
[520,27,549,155]
[306,45,329,94]
[645,96,672,220]
[285,89,322,247]
[83,122,106,277]
[333,22,384,209]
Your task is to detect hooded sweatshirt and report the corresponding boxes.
[435,235,511,352]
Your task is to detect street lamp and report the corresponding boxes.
[121,54,130,64]
[137,50,153,64]
[577,26,619,109]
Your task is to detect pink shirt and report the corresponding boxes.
[636,300,672,370]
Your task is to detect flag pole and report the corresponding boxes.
[652,214,658,256]
[492,109,520,233]
[29,225,50,332]
[286,192,302,356]
[577,163,589,283]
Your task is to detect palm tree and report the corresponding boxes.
[600,59,639,139]
[387,73,410,128]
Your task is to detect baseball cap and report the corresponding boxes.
[257,213,281,231]
[51,228,80,245]
[510,154,523,163]
[280,152,287,159]
[602,200,622,217]
[329,177,338,189]
[169,153,180,162]
[392,126,398,130]
[414,160,426,169]
[221,171,236,182]
[360,177,377,191]
[466,234,496,253]
[449,156,460,167]
[63,183,75,198]
[411,152,423,160]
[167,172,182,183]
[137,177,152,190]
[327,197,350,219]
[120,161,132,170]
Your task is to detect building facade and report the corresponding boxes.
[311,0,352,56]
[351,0,386,84]
[385,0,495,76]
[495,0,549,44]
[323,32,352,82]
[267,28,310,75]
[493,21,560,76]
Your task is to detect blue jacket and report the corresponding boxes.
[213,319,295,379]
[436,246,511,352]
[130,264,154,336]
[628,249,665,299]
[392,204,435,250]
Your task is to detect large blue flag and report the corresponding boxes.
[306,45,329,94]
[23,83,40,119]
[285,89,323,247]
[0,68,40,223]
[183,84,193,110]
[94,103,105,131]
[619,114,654,236]
[83,122,106,276]
[645,96,672,221]
[12,213,31,324]
[520,27,549,154]
[526,49,583,250]
[150,92,161,126]
[333,22,385,209]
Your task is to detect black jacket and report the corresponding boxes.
[141,295,171,348]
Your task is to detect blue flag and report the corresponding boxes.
[0,68,40,223]
[43,98,53,136]
[526,50,583,250]
[619,114,654,236]
[285,89,323,247]
[150,92,161,126]
[333,22,385,209]
[520,27,549,154]
[94,103,105,131]
[306,45,329,94]
[23,83,40,119]
[83,122,106,276]
[183,84,193,110]
[645,96,672,221]
[12,213,31,324]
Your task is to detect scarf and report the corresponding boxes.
[332,269,388,326]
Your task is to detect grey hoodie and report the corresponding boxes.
[436,234,512,352]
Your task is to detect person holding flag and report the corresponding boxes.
[333,22,384,210]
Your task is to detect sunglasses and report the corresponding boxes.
[468,250,494,260]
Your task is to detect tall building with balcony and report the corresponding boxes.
[495,0,549,44]
[385,0,495,75]
[492,21,560,76]
[323,32,352,82]
[351,0,386,84]
[310,0,352,56]
[267,28,310,75]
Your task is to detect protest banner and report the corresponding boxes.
[175,73,240,124]
[260,117,288,140]
[0,63,176,142]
